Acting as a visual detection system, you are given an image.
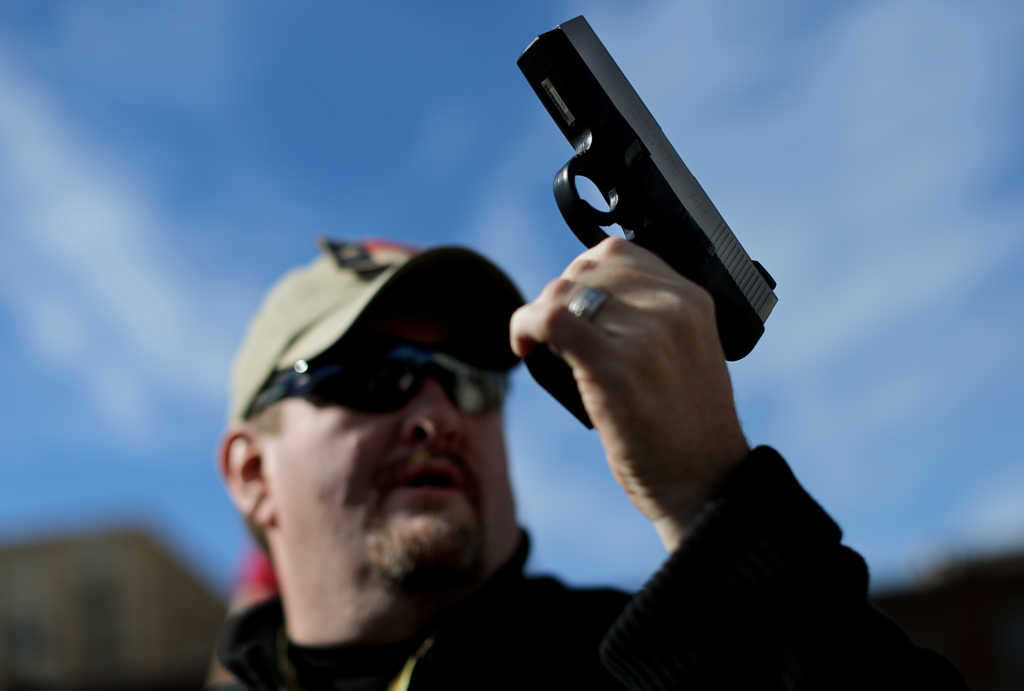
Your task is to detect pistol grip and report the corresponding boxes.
[523,344,593,428]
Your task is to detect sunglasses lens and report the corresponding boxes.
[303,360,418,412]
[362,360,422,411]
[449,368,505,414]
[250,342,507,417]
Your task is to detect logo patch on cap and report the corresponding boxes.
[318,238,414,279]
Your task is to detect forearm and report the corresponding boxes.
[600,447,967,690]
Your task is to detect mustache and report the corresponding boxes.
[372,447,479,501]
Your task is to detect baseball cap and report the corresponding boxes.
[228,238,525,422]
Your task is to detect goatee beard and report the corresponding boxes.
[366,448,484,592]
[365,514,484,593]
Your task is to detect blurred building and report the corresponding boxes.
[873,549,1024,691]
[0,528,226,691]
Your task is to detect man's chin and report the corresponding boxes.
[366,513,483,592]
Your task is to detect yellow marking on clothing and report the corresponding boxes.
[387,637,434,691]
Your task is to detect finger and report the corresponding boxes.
[509,276,569,357]
[563,238,714,316]
[566,286,610,322]
[509,279,614,367]
[564,236,674,283]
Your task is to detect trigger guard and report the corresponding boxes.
[553,153,619,249]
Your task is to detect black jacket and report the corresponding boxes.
[213,447,967,690]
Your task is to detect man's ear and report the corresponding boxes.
[217,425,276,531]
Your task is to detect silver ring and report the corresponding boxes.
[568,286,609,322]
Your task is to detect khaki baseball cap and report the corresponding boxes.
[228,238,525,422]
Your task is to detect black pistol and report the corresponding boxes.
[518,15,779,428]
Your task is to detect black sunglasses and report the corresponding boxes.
[245,341,509,419]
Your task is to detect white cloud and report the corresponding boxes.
[0,52,245,446]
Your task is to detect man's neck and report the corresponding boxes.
[276,562,482,647]
[272,533,526,646]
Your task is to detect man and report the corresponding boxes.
[213,237,964,689]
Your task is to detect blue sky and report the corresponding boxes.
[1,0,1022,597]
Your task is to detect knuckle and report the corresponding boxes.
[541,277,576,301]
[597,236,631,258]
[689,283,715,313]
[508,304,529,332]
[678,300,704,330]
[600,236,630,254]
[666,288,716,339]
[565,256,599,278]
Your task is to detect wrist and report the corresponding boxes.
[653,515,687,552]
[650,442,751,552]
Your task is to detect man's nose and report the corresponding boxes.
[401,377,464,447]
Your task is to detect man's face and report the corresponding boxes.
[257,319,519,592]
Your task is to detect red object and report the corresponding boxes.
[234,546,278,597]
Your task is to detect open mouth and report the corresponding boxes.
[376,453,477,508]
[395,462,463,493]
[405,471,457,488]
